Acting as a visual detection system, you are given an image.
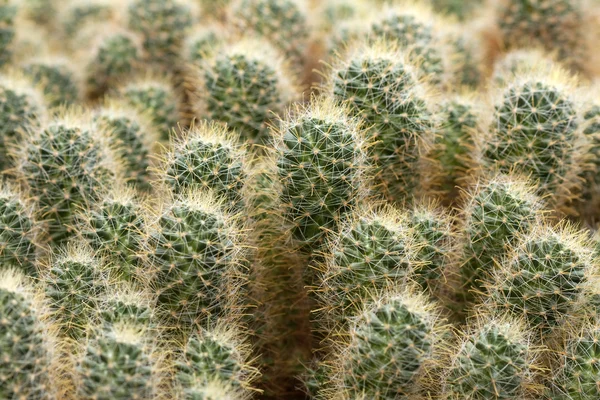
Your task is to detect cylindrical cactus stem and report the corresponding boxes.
[190,38,298,144]
[76,321,159,400]
[458,173,545,304]
[322,287,445,399]
[314,204,419,329]
[486,221,597,341]
[0,182,41,277]
[408,200,454,293]
[44,243,107,339]
[368,3,447,85]
[77,185,148,282]
[175,322,260,397]
[81,26,143,100]
[442,315,538,399]
[0,70,47,171]
[14,108,118,246]
[0,1,16,67]
[427,94,478,202]
[117,75,180,140]
[94,99,158,191]
[149,189,246,329]
[274,96,370,248]
[551,320,600,399]
[127,0,195,70]
[157,121,248,212]
[0,268,59,400]
[479,63,585,208]
[327,39,436,203]
[231,0,309,65]
[21,57,80,109]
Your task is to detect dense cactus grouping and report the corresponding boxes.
[0,1,599,399]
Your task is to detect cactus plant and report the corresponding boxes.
[76,321,157,400]
[480,64,583,205]
[231,0,309,64]
[128,0,194,69]
[322,288,444,399]
[459,173,545,303]
[84,28,142,100]
[0,182,40,277]
[0,1,16,67]
[158,121,248,211]
[191,38,297,143]
[274,96,370,247]
[99,283,154,328]
[149,189,245,328]
[0,268,57,400]
[95,99,157,191]
[487,222,597,339]
[551,321,600,399]
[314,204,417,326]
[0,71,46,171]
[78,186,147,282]
[491,49,556,87]
[62,0,117,38]
[118,76,180,139]
[443,316,536,399]
[15,109,118,245]
[328,40,436,202]
[428,95,478,200]
[409,200,453,292]
[175,323,259,396]
[44,243,107,339]
[22,58,79,109]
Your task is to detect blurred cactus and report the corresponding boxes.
[0,1,16,67]
[184,24,227,65]
[22,58,79,108]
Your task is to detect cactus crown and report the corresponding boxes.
[99,283,155,327]
[16,108,118,245]
[159,121,248,211]
[150,189,244,327]
[329,39,436,201]
[77,321,156,400]
[487,221,597,338]
[481,63,582,201]
[119,75,179,139]
[78,185,147,281]
[63,0,117,37]
[176,323,259,395]
[275,96,370,246]
[316,204,418,324]
[444,315,535,400]
[45,243,107,339]
[0,182,39,277]
[184,24,227,65]
[330,288,443,399]
[193,38,296,143]
[0,268,57,400]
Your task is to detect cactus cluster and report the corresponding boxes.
[0,0,599,399]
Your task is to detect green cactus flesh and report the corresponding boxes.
[0,3,16,67]
[122,83,178,139]
[22,62,79,108]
